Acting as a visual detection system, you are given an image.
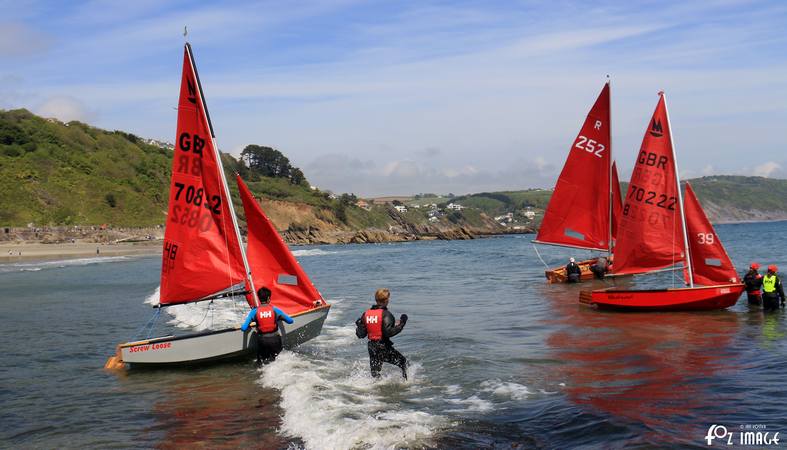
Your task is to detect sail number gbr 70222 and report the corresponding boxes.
[171,182,222,232]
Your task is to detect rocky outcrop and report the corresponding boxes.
[280,223,484,245]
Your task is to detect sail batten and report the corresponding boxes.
[536,82,614,251]
[159,45,246,305]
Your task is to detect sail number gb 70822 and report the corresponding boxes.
[574,135,605,158]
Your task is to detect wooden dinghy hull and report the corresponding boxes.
[109,305,330,368]
[545,258,599,283]
[579,284,745,311]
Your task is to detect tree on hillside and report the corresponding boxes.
[240,144,308,186]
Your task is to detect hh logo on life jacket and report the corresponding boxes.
[649,119,663,137]
[261,311,272,318]
[366,315,378,324]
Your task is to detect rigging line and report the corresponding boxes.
[145,308,161,339]
[133,308,162,340]
[532,244,550,270]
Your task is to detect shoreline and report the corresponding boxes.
[0,231,528,265]
[0,241,162,264]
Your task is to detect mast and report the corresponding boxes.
[662,91,694,287]
[607,76,613,256]
[185,42,260,307]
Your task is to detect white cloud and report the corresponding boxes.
[753,161,782,178]
[34,96,93,123]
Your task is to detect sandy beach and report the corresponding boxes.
[0,240,162,263]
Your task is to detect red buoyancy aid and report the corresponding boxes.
[365,309,384,341]
[256,305,278,333]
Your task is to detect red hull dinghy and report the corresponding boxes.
[581,92,744,311]
[580,284,745,311]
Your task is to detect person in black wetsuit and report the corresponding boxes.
[241,287,294,364]
[356,288,409,379]
[566,257,582,283]
[590,256,609,279]
[743,262,764,306]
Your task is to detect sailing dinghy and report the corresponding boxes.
[105,43,329,368]
[580,92,744,311]
[534,81,623,283]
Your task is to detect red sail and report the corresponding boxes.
[536,83,612,251]
[237,175,323,315]
[612,93,684,276]
[683,182,738,285]
[159,45,246,305]
[611,161,623,243]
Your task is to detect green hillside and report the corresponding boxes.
[0,109,483,232]
[447,176,787,223]
[0,109,334,226]
[0,109,171,226]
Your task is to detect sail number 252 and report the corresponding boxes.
[575,135,605,158]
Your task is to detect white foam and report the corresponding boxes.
[444,395,494,413]
[479,380,531,400]
[0,256,130,273]
[259,353,441,450]
[144,287,160,305]
[144,286,247,330]
[443,385,462,395]
[291,248,335,257]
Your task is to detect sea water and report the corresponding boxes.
[1,222,786,449]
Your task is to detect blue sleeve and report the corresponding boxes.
[241,308,257,331]
[274,307,294,324]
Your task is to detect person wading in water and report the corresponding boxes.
[566,257,582,283]
[743,262,764,306]
[355,288,409,379]
[241,287,294,364]
[762,265,785,312]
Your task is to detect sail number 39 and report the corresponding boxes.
[575,135,605,158]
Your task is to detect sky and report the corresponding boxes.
[1,0,786,197]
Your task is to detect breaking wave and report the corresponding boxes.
[290,248,336,257]
[0,256,130,274]
[143,286,248,330]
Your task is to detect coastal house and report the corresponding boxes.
[394,205,408,213]
[355,200,371,210]
[446,203,465,211]
[524,210,536,220]
[495,212,514,224]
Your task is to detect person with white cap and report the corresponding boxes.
[565,257,582,283]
